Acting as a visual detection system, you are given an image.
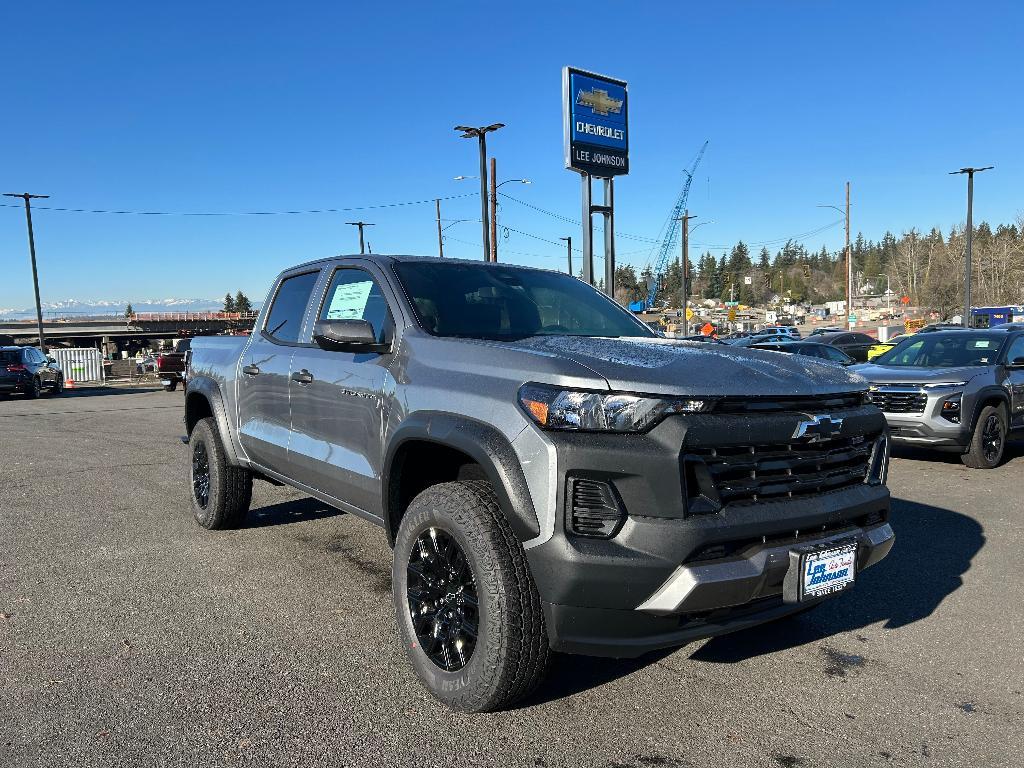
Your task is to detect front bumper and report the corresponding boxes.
[528,484,892,657]
[873,388,971,449]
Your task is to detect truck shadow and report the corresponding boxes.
[525,496,982,704]
[891,438,1024,466]
[688,495,983,663]
[245,497,345,528]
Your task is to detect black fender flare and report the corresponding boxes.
[967,385,1011,432]
[184,375,243,467]
[383,412,541,544]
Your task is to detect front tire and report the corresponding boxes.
[188,417,252,528]
[27,378,41,399]
[961,404,1007,469]
[393,480,549,712]
[50,375,64,396]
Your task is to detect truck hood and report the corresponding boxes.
[850,363,988,386]
[499,336,867,397]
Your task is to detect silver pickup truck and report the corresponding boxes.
[184,254,894,712]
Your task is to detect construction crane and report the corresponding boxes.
[629,140,709,312]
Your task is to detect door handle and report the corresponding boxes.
[242,364,260,376]
[291,369,314,385]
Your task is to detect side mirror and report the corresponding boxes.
[47,356,56,364]
[313,319,391,353]
[1009,356,1024,368]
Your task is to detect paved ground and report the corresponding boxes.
[1,388,1021,768]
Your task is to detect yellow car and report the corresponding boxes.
[867,333,912,360]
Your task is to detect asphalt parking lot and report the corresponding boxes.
[2,388,1022,768]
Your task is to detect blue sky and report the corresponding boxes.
[1,1,1021,309]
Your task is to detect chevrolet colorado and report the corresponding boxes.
[184,255,894,712]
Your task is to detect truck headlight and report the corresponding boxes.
[518,383,713,432]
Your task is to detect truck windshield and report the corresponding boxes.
[874,332,1005,367]
[392,261,655,340]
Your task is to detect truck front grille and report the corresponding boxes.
[685,436,875,506]
[867,389,926,414]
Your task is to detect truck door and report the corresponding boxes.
[236,269,320,471]
[287,264,396,519]
[1004,335,1024,429]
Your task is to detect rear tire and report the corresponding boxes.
[393,480,550,712]
[188,417,252,528]
[961,404,1007,469]
[163,381,178,392]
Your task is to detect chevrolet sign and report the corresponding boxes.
[563,67,629,177]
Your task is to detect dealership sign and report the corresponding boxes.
[563,67,629,177]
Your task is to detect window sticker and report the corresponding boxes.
[971,340,993,349]
[326,280,373,320]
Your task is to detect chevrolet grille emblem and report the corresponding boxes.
[792,414,844,442]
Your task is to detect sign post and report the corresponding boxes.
[564,67,629,298]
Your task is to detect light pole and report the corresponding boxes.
[560,236,572,275]
[456,173,529,262]
[676,211,697,336]
[817,183,852,329]
[4,192,49,351]
[950,166,994,327]
[454,123,505,261]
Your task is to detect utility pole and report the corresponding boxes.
[950,166,994,327]
[676,211,697,336]
[435,199,444,258]
[844,182,852,329]
[455,123,504,261]
[4,192,49,352]
[490,157,498,262]
[560,236,573,275]
[346,221,374,254]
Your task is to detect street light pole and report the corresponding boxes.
[560,236,572,275]
[816,184,852,329]
[345,221,374,254]
[950,166,994,327]
[455,123,505,261]
[4,192,49,352]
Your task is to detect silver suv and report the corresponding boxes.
[854,328,1024,468]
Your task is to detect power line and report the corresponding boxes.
[0,193,477,217]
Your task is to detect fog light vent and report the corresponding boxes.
[567,478,625,539]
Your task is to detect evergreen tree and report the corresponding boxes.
[223,293,236,313]
[235,291,252,313]
[125,303,134,318]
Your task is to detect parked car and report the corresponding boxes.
[750,340,856,365]
[760,326,802,339]
[156,338,192,391]
[0,346,64,398]
[185,255,893,712]
[728,333,795,347]
[867,333,913,361]
[808,326,846,337]
[853,328,1024,468]
[809,331,877,362]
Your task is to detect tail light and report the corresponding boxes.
[6,364,26,372]
[156,355,165,368]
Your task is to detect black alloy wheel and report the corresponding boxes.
[982,414,1003,464]
[192,440,211,509]
[407,526,479,672]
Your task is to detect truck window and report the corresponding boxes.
[264,271,320,344]
[318,268,393,344]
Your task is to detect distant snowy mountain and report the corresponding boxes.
[0,298,226,319]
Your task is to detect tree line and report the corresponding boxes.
[223,291,254,313]
[612,216,1024,318]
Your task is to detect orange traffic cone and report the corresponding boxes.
[65,378,75,390]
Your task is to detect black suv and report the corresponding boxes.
[0,347,64,398]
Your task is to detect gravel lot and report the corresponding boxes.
[1,388,1021,768]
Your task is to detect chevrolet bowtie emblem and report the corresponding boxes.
[576,87,624,116]
[792,415,844,442]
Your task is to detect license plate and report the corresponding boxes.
[161,380,172,387]
[799,544,857,600]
